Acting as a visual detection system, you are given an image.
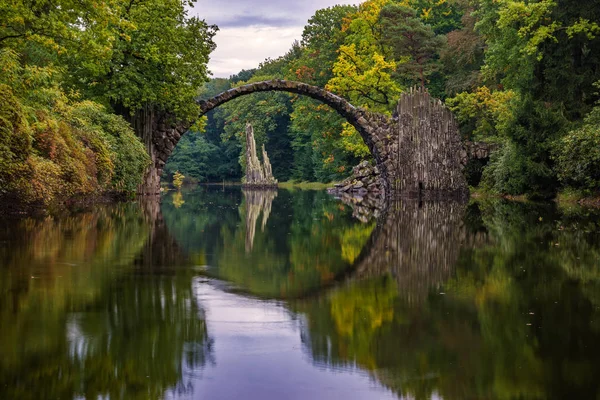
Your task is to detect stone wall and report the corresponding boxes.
[460,141,497,166]
[391,87,469,200]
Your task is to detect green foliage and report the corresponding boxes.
[92,0,217,120]
[481,141,531,195]
[441,11,485,95]
[0,83,31,198]
[165,78,241,183]
[67,101,150,192]
[0,0,217,204]
[289,98,358,182]
[286,5,365,182]
[442,0,600,197]
[447,86,518,140]
[326,0,401,112]
[555,106,600,192]
[298,5,358,87]
[0,49,149,204]
[172,170,185,190]
[380,4,446,89]
[410,0,464,35]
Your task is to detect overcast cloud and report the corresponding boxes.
[190,0,361,78]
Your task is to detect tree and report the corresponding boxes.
[441,10,486,95]
[0,0,217,204]
[324,0,402,167]
[82,0,217,121]
[285,5,360,182]
[380,4,446,90]
[172,171,185,190]
[326,0,401,112]
[297,5,358,87]
[447,0,600,197]
[408,0,465,35]
[555,105,600,193]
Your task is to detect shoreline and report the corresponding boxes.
[0,192,134,218]
[4,186,600,218]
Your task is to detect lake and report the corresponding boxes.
[2,186,600,399]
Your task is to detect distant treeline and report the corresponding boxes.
[166,0,600,198]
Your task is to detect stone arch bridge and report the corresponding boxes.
[141,79,468,200]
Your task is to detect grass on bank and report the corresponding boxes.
[556,189,600,207]
[159,180,335,191]
[277,181,336,190]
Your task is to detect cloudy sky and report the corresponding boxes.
[190,0,361,78]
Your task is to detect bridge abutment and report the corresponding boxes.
[389,87,469,200]
[131,108,189,195]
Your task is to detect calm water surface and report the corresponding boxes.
[2,187,600,399]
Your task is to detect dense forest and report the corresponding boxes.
[1,0,600,204]
[0,0,216,205]
[166,0,600,199]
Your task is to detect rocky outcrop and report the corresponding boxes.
[331,161,384,195]
[460,141,497,166]
[261,144,275,184]
[243,123,277,188]
[327,161,385,222]
[328,161,386,222]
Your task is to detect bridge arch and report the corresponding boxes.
[196,79,390,179]
[143,79,391,195]
[143,80,468,201]
[197,80,382,153]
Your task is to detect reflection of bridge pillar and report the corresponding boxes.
[136,196,188,268]
[355,200,467,303]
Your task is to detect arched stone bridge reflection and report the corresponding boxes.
[137,190,482,303]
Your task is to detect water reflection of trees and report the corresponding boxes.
[162,188,375,298]
[0,203,211,400]
[135,190,600,399]
[295,200,600,400]
[10,190,600,399]
[0,204,149,372]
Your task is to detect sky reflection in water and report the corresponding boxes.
[1,187,600,399]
